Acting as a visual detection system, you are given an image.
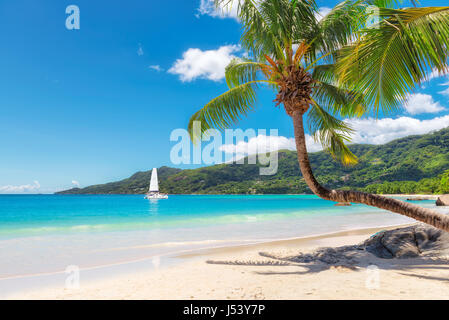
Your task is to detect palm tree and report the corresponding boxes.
[188,0,449,231]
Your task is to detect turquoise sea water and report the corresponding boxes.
[0,194,445,295]
[0,194,435,239]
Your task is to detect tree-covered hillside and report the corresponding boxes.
[57,128,449,195]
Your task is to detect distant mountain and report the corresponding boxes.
[56,127,449,195]
[59,166,182,195]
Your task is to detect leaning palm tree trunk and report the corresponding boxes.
[190,1,449,233]
[292,110,449,232]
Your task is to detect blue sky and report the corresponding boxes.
[1,0,448,193]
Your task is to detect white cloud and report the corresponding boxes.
[426,69,449,82]
[169,45,240,82]
[149,65,163,72]
[197,1,331,22]
[346,115,449,145]
[137,43,144,56]
[0,181,41,194]
[197,0,239,19]
[220,135,295,155]
[427,69,441,81]
[316,7,332,21]
[218,115,449,159]
[437,75,449,96]
[72,180,80,187]
[439,87,449,97]
[304,135,323,152]
[403,93,445,115]
[219,134,322,160]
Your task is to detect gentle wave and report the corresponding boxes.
[0,207,378,238]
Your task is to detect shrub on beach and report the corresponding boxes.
[439,170,449,194]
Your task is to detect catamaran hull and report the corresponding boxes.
[144,193,168,199]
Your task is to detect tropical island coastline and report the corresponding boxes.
[57,128,449,196]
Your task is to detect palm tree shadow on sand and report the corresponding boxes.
[206,225,449,281]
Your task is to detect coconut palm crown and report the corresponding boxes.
[188,0,449,231]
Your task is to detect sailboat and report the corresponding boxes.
[144,168,168,199]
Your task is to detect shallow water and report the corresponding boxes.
[0,194,445,296]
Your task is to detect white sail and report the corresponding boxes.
[144,168,167,199]
[149,168,159,192]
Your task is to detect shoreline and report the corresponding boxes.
[3,191,431,294]
[384,194,439,200]
[8,222,433,300]
[10,220,449,300]
[1,222,414,282]
[3,194,445,300]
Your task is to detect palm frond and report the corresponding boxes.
[314,0,366,58]
[293,41,312,65]
[337,6,449,115]
[188,81,260,142]
[259,0,317,48]
[311,63,367,118]
[313,81,367,118]
[225,58,270,88]
[215,0,318,61]
[311,64,336,83]
[307,102,358,165]
[215,0,284,60]
[365,0,414,8]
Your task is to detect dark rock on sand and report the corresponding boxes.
[257,224,449,267]
[436,194,449,206]
[363,224,449,259]
[279,245,362,265]
[207,225,449,269]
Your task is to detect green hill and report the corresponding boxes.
[56,127,449,195]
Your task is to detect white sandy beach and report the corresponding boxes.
[8,224,449,300]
